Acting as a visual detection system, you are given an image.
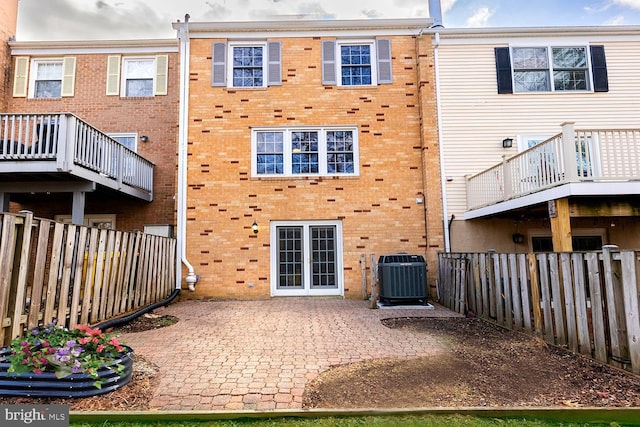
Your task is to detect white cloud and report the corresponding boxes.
[611,0,640,9]
[466,7,493,27]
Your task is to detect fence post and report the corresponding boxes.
[361,254,368,300]
[601,245,630,369]
[0,214,18,345]
[528,253,543,337]
[620,251,640,374]
[369,253,378,309]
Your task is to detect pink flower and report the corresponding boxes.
[96,344,105,353]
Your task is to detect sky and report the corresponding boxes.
[15,0,640,41]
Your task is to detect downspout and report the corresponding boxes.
[176,15,198,291]
[428,0,451,252]
[433,31,451,252]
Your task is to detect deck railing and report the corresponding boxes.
[0,113,154,199]
[466,123,640,210]
[438,248,640,375]
[0,211,176,345]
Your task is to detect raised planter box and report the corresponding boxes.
[0,347,134,398]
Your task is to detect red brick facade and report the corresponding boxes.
[4,42,179,231]
[0,0,17,111]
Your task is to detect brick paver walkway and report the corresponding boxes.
[121,298,461,411]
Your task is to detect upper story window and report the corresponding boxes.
[31,60,63,98]
[512,47,589,92]
[322,39,392,86]
[12,56,76,98]
[122,58,155,96]
[231,44,265,87]
[495,45,608,94]
[211,41,281,88]
[106,55,168,97]
[251,127,359,177]
[340,43,373,85]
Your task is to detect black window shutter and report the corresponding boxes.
[590,45,608,92]
[494,47,513,94]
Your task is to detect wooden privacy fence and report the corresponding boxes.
[0,211,177,345]
[438,248,640,375]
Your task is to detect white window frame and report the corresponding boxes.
[108,132,138,152]
[510,45,593,93]
[28,58,63,98]
[120,56,156,97]
[251,126,360,178]
[270,220,344,297]
[517,134,553,152]
[227,41,268,88]
[337,39,378,87]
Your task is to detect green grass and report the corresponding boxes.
[69,414,629,427]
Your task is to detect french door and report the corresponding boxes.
[270,221,343,296]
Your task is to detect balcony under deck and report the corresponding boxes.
[465,123,640,219]
[0,113,154,202]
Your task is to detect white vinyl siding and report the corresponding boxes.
[437,39,640,218]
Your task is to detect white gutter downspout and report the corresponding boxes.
[176,15,198,291]
[431,26,451,252]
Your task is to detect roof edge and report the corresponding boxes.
[172,18,433,33]
[428,25,640,38]
[9,39,178,49]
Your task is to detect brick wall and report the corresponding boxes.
[5,50,179,231]
[184,34,443,299]
[0,0,17,111]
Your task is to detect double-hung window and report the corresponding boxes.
[106,55,168,97]
[231,43,265,87]
[512,46,589,92]
[252,127,359,177]
[322,39,392,86]
[122,58,155,97]
[31,59,63,98]
[340,43,373,86]
[495,45,608,94]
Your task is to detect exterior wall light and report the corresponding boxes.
[512,233,524,244]
[502,138,513,148]
[252,221,259,234]
[140,135,149,143]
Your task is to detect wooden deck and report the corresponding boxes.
[0,113,154,201]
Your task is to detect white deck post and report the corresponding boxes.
[561,122,578,182]
[502,155,512,200]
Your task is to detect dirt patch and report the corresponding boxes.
[0,313,176,410]
[303,317,640,408]
[111,312,179,334]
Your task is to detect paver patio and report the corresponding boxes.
[121,298,461,411]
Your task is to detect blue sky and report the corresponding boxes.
[15,0,640,40]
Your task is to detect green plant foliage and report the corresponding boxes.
[7,323,128,389]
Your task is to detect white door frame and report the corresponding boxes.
[270,220,344,297]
